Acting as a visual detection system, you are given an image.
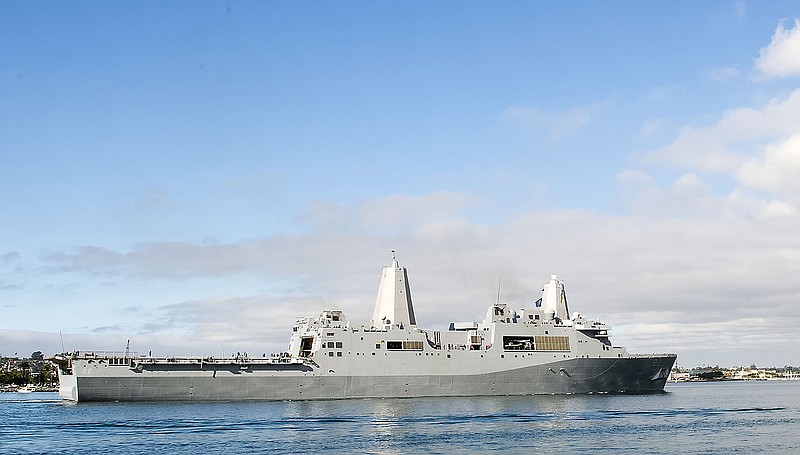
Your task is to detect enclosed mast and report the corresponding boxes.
[371,251,417,328]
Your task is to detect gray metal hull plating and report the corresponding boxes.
[63,355,675,402]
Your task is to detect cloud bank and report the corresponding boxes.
[21,184,800,367]
[757,18,800,78]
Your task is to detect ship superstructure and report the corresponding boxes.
[53,253,675,401]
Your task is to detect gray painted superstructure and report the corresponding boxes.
[54,253,676,402]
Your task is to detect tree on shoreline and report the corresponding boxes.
[0,354,57,387]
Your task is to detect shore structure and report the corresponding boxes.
[53,253,676,402]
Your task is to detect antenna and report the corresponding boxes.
[59,331,65,353]
[496,276,502,304]
[125,339,130,357]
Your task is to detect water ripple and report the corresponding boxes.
[2,383,799,454]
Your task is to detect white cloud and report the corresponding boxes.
[615,171,728,218]
[735,0,746,18]
[156,295,318,350]
[641,85,685,103]
[640,84,800,221]
[639,118,666,136]
[614,169,655,187]
[737,131,800,201]
[756,199,799,220]
[617,315,800,367]
[503,103,604,141]
[707,66,739,82]
[756,18,800,79]
[723,187,800,222]
[643,88,800,173]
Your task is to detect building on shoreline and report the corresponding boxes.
[0,354,58,391]
[670,365,800,382]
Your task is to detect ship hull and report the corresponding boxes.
[59,355,675,402]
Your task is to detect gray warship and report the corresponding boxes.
[53,253,676,402]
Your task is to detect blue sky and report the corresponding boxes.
[2,1,800,367]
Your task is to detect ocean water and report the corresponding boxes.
[2,381,799,454]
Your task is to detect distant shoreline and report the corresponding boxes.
[0,385,58,393]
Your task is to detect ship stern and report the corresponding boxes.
[52,354,78,402]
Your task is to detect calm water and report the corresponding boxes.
[2,381,799,454]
